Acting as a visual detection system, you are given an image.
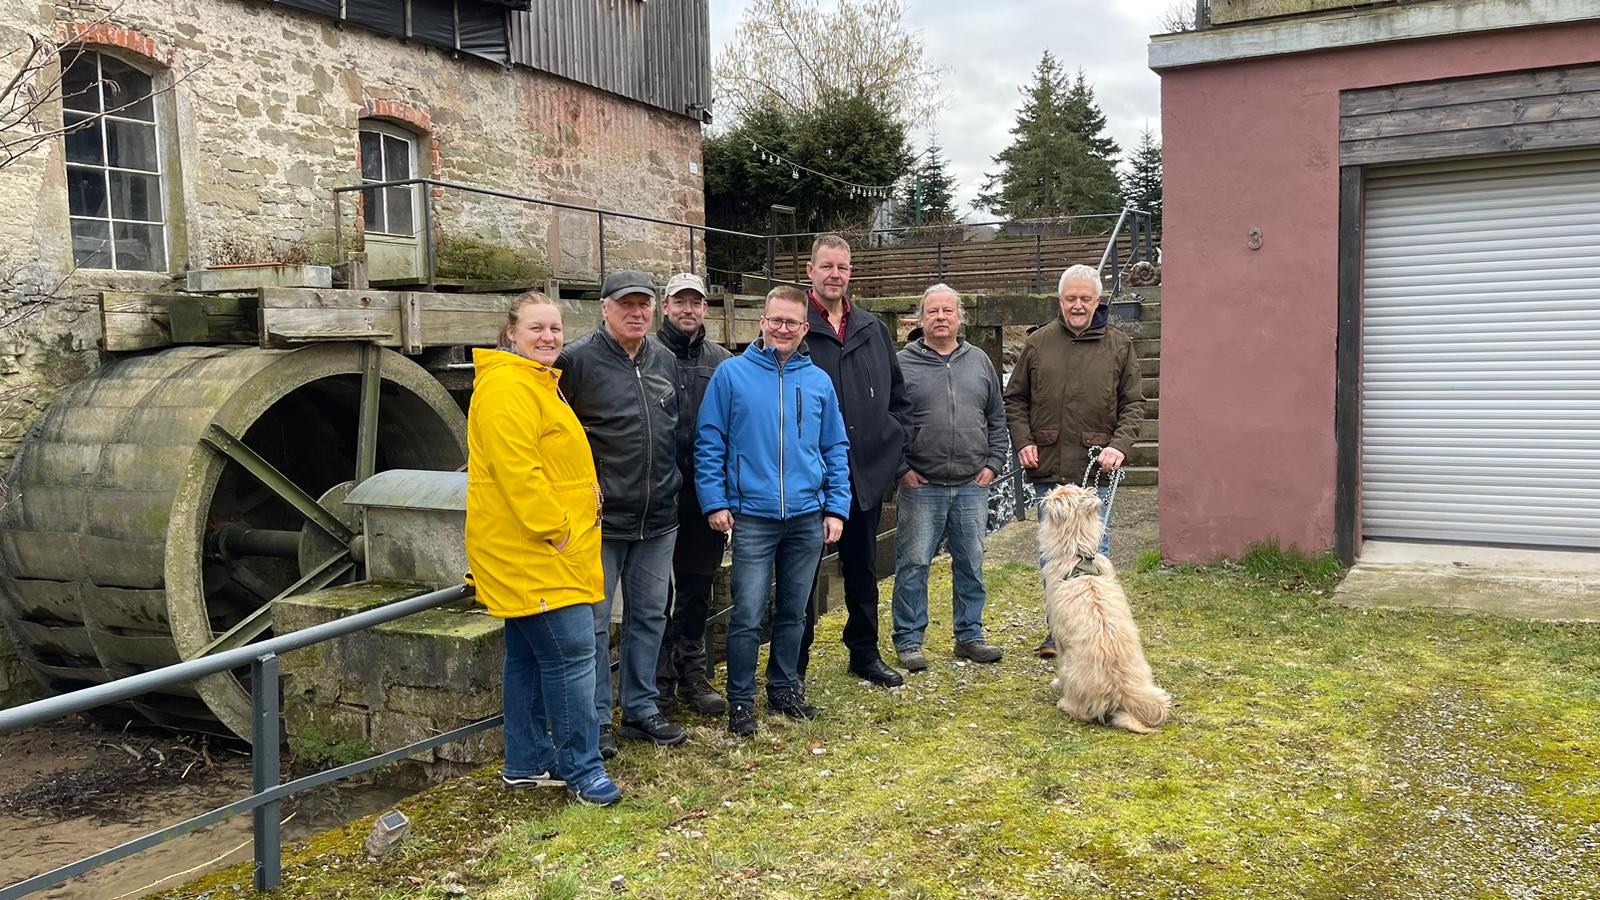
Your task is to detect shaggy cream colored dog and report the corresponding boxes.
[1038,484,1171,734]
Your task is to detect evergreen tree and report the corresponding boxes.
[977,54,1124,223]
[1121,127,1163,230]
[894,137,959,227]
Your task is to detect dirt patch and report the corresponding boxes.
[985,484,1158,571]
[0,719,409,899]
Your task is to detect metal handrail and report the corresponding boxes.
[1095,206,1157,298]
[0,581,475,899]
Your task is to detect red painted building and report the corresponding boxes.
[1152,1,1600,563]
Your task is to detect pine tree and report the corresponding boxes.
[895,137,958,227]
[1121,127,1163,230]
[977,53,1123,222]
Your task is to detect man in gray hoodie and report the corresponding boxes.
[890,283,1009,670]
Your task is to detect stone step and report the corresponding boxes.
[1134,338,1161,359]
[1130,440,1159,468]
[1146,397,1160,420]
[1145,375,1159,399]
[1140,418,1159,440]
[1120,466,1158,486]
[1140,300,1161,322]
[1138,319,1161,339]
[1140,356,1160,377]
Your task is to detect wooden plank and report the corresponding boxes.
[1340,65,1600,117]
[398,292,423,354]
[101,292,256,352]
[1340,90,1600,141]
[1334,166,1363,567]
[1340,116,1600,166]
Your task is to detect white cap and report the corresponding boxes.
[663,272,708,299]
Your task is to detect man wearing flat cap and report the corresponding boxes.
[558,269,687,756]
[651,272,732,717]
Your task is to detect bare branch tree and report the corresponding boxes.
[713,0,946,128]
[1159,1,1198,33]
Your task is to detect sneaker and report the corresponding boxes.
[599,724,618,760]
[679,676,728,715]
[954,640,1004,664]
[767,686,820,721]
[1034,636,1057,659]
[568,773,623,807]
[896,645,928,672]
[617,713,688,746]
[501,770,564,789]
[728,702,758,738]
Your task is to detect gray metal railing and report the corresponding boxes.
[333,177,771,292]
[1097,206,1157,298]
[0,582,479,899]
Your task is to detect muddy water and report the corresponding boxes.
[1,719,411,900]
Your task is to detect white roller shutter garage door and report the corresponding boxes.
[1362,150,1600,549]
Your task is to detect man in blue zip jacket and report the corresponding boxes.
[695,286,852,738]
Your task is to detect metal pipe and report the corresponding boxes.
[1097,207,1132,275]
[215,525,302,560]
[332,177,767,242]
[422,188,436,291]
[0,583,473,734]
[251,654,281,892]
[597,213,606,276]
[1033,234,1043,292]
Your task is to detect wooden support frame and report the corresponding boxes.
[1334,165,1364,566]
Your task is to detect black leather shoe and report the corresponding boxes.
[598,724,618,760]
[848,658,904,688]
[617,713,688,746]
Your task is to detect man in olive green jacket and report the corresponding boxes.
[1003,264,1144,656]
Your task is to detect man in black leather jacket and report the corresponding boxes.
[651,272,733,716]
[557,269,687,755]
[798,234,913,688]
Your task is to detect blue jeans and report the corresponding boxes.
[502,604,606,786]
[595,531,677,722]
[725,512,824,705]
[891,481,990,650]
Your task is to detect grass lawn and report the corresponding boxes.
[162,549,1600,900]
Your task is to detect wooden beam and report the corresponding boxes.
[1334,166,1364,566]
[101,292,257,352]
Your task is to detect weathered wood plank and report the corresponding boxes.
[1340,89,1600,141]
[1341,65,1600,117]
[101,292,257,352]
[1340,117,1600,166]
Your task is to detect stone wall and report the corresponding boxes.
[0,0,704,707]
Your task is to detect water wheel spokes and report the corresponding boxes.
[200,423,356,546]
[183,551,353,661]
[355,343,381,485]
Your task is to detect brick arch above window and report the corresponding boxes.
[359,97,432,135]
[55,22,174,68]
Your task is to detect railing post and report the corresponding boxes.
[421,182,437,292]
[765,235,775,288]
[597,213,607,277]
[688,225,697,276]
[1144,212,1154,263]
[251,653,282,893]
[1033,234,1042,292]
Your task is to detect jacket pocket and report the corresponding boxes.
[1035,428,1060,447]
[1082,431,1113,447]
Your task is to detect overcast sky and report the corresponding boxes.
[707,0,1173,217]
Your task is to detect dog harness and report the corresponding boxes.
[1061,556,1102,580]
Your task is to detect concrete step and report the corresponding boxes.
[1146,397,1159,420]
[1120,466,1158,486]
[1139,300,1161,322]
[1130,440,1159,468]
[1140,418,1159,440]
[1145,375,1159,399]
[1138,319,1161,339]
[1335,541,1600,621]
[1134,338,1161,359]
[1140,356,1160,377]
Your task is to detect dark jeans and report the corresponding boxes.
[725,512,823,705]
[656,571,714,686]
[595,532,676,723]
[799,500,884,677]
[502,605,606,787]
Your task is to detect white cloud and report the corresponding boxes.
[708,0,1169,216]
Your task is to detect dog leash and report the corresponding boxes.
[1081,445,1125,527]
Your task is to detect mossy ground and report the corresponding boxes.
[158,552,1600,900]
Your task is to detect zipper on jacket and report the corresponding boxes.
[796,387,803,439]
[635,363,651,540]
[777,363,787,519]
[946,358,956,474]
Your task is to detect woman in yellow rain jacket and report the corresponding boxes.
[467,291,620,806]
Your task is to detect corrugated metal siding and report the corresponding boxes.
[1361,149,1600,549]
[510,0,710,120]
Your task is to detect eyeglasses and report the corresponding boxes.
[762,316,806,332]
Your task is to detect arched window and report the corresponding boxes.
[61,48,167,272]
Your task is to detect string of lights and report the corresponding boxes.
[747,138,896,198]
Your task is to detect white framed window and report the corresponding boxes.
[61,49,168,272]
[359,123,420,238]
